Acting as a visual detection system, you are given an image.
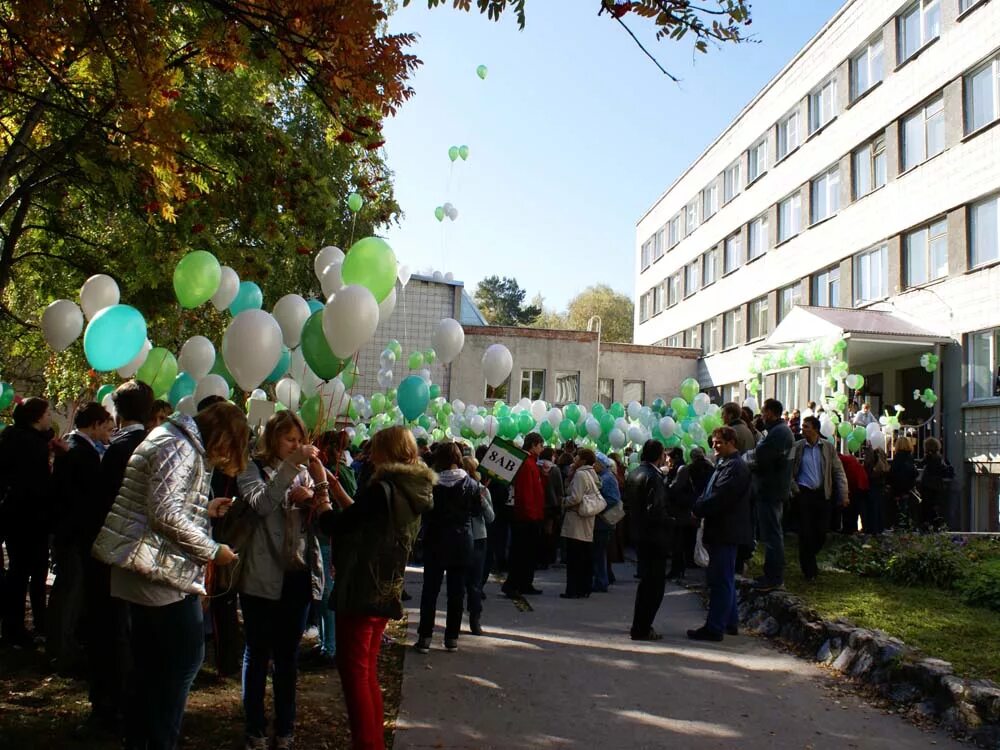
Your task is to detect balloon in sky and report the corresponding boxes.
[459,145,470,161]
[348,192,363,213]
[84,305,147,371]
[448,146,459,162]
[173,250,221,309]
[41,299,84,352]
[482,344,513,388]
[434,206,445,222]
[476,64,488,80]
[341,236,398,303]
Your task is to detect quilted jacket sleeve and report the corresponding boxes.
[146,438,219,564]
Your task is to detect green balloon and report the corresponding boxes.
[599,413,615,435]
[517,412,535,435]
[434,206,445,222]
[847,437,862,453]
[371,392,386,414]
[496,404,511,419]
[96,384,115,404]
[340,362,359,390]
[407,352,424,370]
[837,422,852,438]
[301,311,349,380]
[0,382,14,411]
[564,403,581,423]
[459,145,470,161]
[539,421,554,441]
[386,388,397,403]
[300,395,321,431]
[651,398,666,415]
[136,348,178,399]
[387,339,402,357]
[418,414,432,430]
[423,349,437,365]
[680,378,700,404]
[342,237,398,303]
[609,402,625,419]
[559,418,577,441]
[448,146,459,162]
[670,397,688,419]
[429,384,441,399]
[498,416,517,440]
[852,426,867,443]
[476,64,488,80]
[663,434,680,449]
[210,352,236,388]
[591,403,606,420]
[348,192,363,213]
[173,250,221,309]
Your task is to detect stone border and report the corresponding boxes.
[737,581,1000,748]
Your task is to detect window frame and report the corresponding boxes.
[812,265,841,307]
[685,260,700,298]
[810,165,841,224]
[598,377,614,408]
[652,228,665,262]
[747,138,767,183]
[702,318,718,354]
[970,193,1000,268]
[553,371,580,406]
[748,215,769,260]
[852,134,886,199]
[702,181,719,221]
[904,218,948,288]
[901,95,945,172]
[724,161,742,204]
[667,273,681,307]
[897,0,941,65]
[623,380,645,404]
[808,77,838,134]
[685,325,701,352]
[778,282,802,323]
[685,201,699,234]
[776,109,800,161]
[965,57,1000,135]
[853,244,889,305]
[778,191,802,243]
[722,307,743,350]
[747,296,769,341]
[702,249,717,287]
[668,214,681,248]
[851,35,885,101]
[485,376,510,402]
[652,282,663,315]
[968,327,1000,400]
[724,232,744,275]
[519,369,546,401]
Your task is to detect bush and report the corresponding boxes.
[832,535,895,577]
[884,534,970,588]
[957,559,1000,612]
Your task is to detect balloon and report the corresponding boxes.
[301,310,349,380]
[177,395,197,417]
[498,416,517,440]
[837,422,852,438]
[118,338,152,378]
[423,349,437,365]
[476,64,488,80]
[342,237,398,303]
[272,294,311,349]
[468,415,485,435]
[249,389,267,402]
[137,348,178,398]
[223,310,283,392]
[41,299,84,352]
[418,368,432,385]
[321,262,344,298]
[398,265,412,287]
[212,266,240,311]
[323,285,381,359]
[670,397,688,419]
[627,425,645,445]
[517,412,535,435]
[80,274,120,320]
[585,417,602,439]
[559,418,577,441]
[387,339,402,358]
[609,402,625,419]
[482,344,513,388]
[459,145,470,161]
[348,192,363,212]
[680,378,700,404]
[179,336,216,380]
[609,428,626,450]
[852,426,867,444]
[194,374,230,405]
[819,417,835,438]
[429,384,441,399]
[168,372,196,407]
[591,403,606,419]
[530,401,547,422]
[173,251,221,308]
[266,346,291,384]
[408,352,424,370]
[692,393,711,416]
[434,206,445,222]
[96,384,115,404]
[432,318,465,364]
[379,287,397,322]
[565,403,582,423]
[0,383,14,412]
[314,246,345,282]
[300,394,321,431]
[744,396,759,415]
[627,401,641,420]
[228,281,263,316]
[448,146,459,162]
[377,369,394,389]
[446,205,458,221]
[846,373,865,390]
[84,305,147,371]
[306,298,324,314]
[547,408,563,429]
[659,416,676,438]
[539,420,553,442]
[599,413,615,435]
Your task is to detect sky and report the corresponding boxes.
[381,0,846,313]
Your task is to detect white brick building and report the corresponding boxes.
[634,0,1000,530]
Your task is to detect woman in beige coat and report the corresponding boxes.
[561,449,603,599]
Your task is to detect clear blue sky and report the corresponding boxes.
[382,0,845,312]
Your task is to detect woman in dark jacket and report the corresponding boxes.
[314,427,433,750]
[667,447,714,580]
[918,437,953,529]
[415,442,481,654]
[887,436,919,529]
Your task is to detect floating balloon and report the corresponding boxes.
[323,285,380,359]
[341,237,398,303]
[314,246,345,282]
[266,346,291,384]
[434,206,445,222]
[41,299,84,352]
[168,372,196,407]
[0,383,14,412]
[408,352,424,370]
[173,251,221,309]
[446,205,458,221]
[659,416,676,438]
[482,344,513,388]
[178,336,215,381]
[223,310,283,392]
[118,338,152,378]
[212,266,240,312]
[80,274,120,321]
[96,384,115,404]
[272,294,311,349]
[459,145,470,161]
[398,265,412,287]
[228,281,263,316]
[398,375,430,421]
[448,146,459,162]
[845,373,865,390]
[194,374,230,405]
[432,318,465,364]
[680,378,700,404]
[692,392,711,416]
[84,305,147,371]
[476,64,488,80]
[177,395,197,417]
[609,428,626,450]
[321,262,344,299]
[347,192,363,213]
[378,287,397,322]
[137,348,178,398]
[301,311,350,380]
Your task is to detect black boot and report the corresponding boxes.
[469,614,483,636]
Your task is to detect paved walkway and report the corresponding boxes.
[394,564,959,750]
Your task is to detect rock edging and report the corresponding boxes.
[737,581,1000,748]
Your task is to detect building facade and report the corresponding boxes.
[634,0,1000,530]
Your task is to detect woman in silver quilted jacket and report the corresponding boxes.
[234,410,325,750]
[92,401,247,750]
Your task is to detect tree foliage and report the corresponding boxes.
[473,275,541,327]
[530,284,633,343]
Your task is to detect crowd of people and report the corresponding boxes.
[0,385,956,749]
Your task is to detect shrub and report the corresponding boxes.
[957,559,1000,612]
[884,534,971,589]
[832,535,895,577]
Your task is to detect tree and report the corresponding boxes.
[473,276,541,326]
[564,284,633,343]
[530,293,566,330]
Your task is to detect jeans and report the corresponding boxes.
[755,496,785,585]
[240,572,313,739]
[564,539,592,597]
[796,487,831,580]
[503,520,541,594]
[125,594,204,750]
[418,562,466,640]
[704,543,738,635]
[46,544,86,664]
[2,529,48,641]
[592,526,613,591]
[630,541,668,637]
[464,539,487,617]
[337,614,387,750]
[319,543,336,655]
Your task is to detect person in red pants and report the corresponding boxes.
[314,427,434,749]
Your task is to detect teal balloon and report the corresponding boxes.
[517,412,535,435]
[651,398,666,415]
[229,281,263,316]
[84,305,147,371]
[306,298,324,314]
[168,372,196,407]
[418,414,432,430]
[680,378,700,403]
[0,383,14,411]
[429,384,441,399]
[96,384,115,404]
[397,376,429,421]
[266,346,291,383]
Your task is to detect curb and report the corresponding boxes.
[737,581,1000,748]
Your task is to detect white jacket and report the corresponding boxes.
[561,466,600,542]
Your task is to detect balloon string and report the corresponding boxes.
[349,214,357,247]
[401,280,408,343]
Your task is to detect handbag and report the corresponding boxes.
[599,502,625,526]
[694,521,710,568]
[576,474,608,518]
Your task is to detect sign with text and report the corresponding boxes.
[479,438,527,486]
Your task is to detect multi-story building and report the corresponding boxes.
[634,0,1000,530]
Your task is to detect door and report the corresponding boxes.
[899,367,932,424]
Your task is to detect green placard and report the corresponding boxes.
[479,437,528,486]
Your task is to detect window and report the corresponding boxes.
[748,296,768,340]
[960,0,980,11]
[854,245,889,304]
[685,325,701,352]
[639,292,650,322]
[724,232,743,274]
[641,239,652,270]
[702,318,718,354]
[747,215,769,260]
[520,369,545,400]
[778,283,801,322]
[666,334,683,347]
[652,282,663,315]
[777,110,800,160]
[721,383,740,404]
[811,166,841,224]
[778,192,802,242]
[969,328,1000,399]
[668,215,681,248]
[724,161,742,204]
[685,261,700,297]
[653,229,665,262]
[965,57,1000,134]
[775,371,800,410]
[723,308,742,349]
[667,273,681,307]
[598,378,614,408]
[853,135,886,198]
[623,380,645,404]
[486,377,510,401]
[554,371,580,405]
[702,250,717,286]
[971,194,1000,267]
[686,201,699,234]
[702,182,719,220]
[748,139,767,183]
[809,78,837,134]
[902,96,945,171]
[898,0,940,64]
[851,36,885,100]
[812,266,840,307]
[904,219,948,287]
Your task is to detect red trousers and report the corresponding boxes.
[336,614,388,750]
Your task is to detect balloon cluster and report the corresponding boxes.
[920,352,939,373]
[434,203,459,222]
[914,388,938,408]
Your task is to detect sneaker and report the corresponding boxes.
[469,616,483,636]
[245,736,268,750]
[274,736,294,750]
[444,638,458,652]
[413,638,431,654]
[630,628,662,642]
[687,626,724,642]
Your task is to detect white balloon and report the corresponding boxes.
[177,395,197,417]
[223,310,283,392]
[446,206,458,221]
[397,265,412,287]
[469,415,485,435]
[41,299,84,352]
[195,374,230,405]
[531,400,547,422]
[865,422,881,438]
[609,428,626,450]
[379,287,397,322]
[627,400,642,420]
[250,388,267,401]
[272,294,311,349]
[659,416,676,438]
[377,369,394,388]
[432,318,465,364]
[443,202,454,214]
[585,417,601,439]
[628,425,645,445]
[178,336,215,381]
[482,344,513,388]
[547,408,563,429]
[212,266,240,312]
[705,404,720,417]
[453,400,466,415]
[744,396,759,415]
[444,272,455,282]
[289,348,323,397]
[819,417,835,438]
[80,274,120,320]
[321,262,344,300]
[869,432,886,451]
[317,377,349,418]
[614,417,629,434]
[118,339,152,378]
[379,350,396,369]
[432,271,444,282]
[323,285,380,359]
[484,415,499,439]
[419,368,432,385]
[692,392,711,416]
[275,377,302,411]
[102,392,117,421]
[314,246,344,281]
[517,398,532,413]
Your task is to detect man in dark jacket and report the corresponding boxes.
[502,433,545,598]
[688,427,752,642]
[626,440,672,641]
[667,447,713,580]
[751,399,794,591]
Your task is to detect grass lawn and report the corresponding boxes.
[745,535,1000,683]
